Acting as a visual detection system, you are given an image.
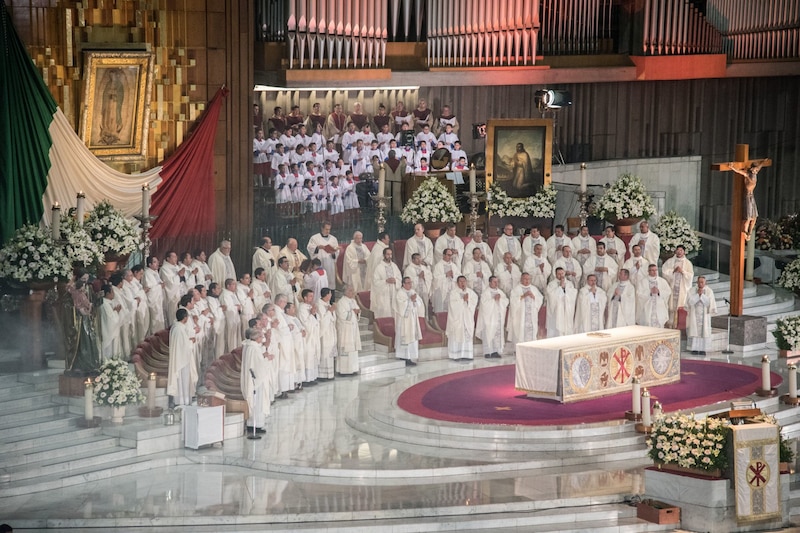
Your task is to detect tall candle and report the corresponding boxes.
[631,377,641,414]
[377,164,386,197]
[142,183,151,218]
[469,164,476,194]
[84,379,94,421]
[76,192,86,226]
[641,389,651,427]
[762,355,771,391]
[789,363,797,398]
[148,372,157,410]
[580,162,587,193]
[51,203,61,241]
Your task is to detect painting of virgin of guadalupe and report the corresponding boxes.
[485,119,553,197]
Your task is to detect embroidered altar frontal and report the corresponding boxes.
[732,422,782,524]
[516,325,681,403]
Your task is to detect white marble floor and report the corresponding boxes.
[1,344,800,531]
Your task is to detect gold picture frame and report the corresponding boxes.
[80,51,154,161]
[485,118,553,197]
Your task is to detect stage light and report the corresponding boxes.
[535,89,573,110]
[472,123,487,139]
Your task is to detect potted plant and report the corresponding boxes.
[93,357,146,423]
[647,413,729,477]
[773,316,800,357]
[0,223,72,289]
[595,173,656,235]
[777,258,800,295]
[400,177,461,237]
[84,200,140,268]
[653,211,702,259]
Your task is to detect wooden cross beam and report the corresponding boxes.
[711,144,772,317]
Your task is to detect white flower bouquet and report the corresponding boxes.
[773,316,800,351]
[0,223,72,284]
[400,178,462,224]
[60,215,105,270]
[488,183,557,218]
[646,413,729,473]
[653,211,702,256]
[596,173,655,222]
[84,200,140,258]
[778,258,800,293]
[93,357,146,407]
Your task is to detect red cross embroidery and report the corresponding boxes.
[748,461,768,487]
[613,350,630,382]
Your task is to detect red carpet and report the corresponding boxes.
[397,360,782,426]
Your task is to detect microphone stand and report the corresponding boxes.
[722,298,734,355]
[247,369,262,440]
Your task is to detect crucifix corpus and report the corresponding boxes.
[712,144,772,317]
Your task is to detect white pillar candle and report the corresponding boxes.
[51,203,61,241]
[469,164,476,194]
[76,192,86,226]
[377,164,386,197]
[84,379,94,421]
[148,372,157,410]
[580,162,587,193]
[652,401,663,421]
[762,355,771,391]
[631,377,641,414]
[789,364,797,398]
[641,389,651,427]
[142,183,151,218]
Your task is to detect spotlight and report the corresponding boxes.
[535,89,573,110]
[472,123,487,139]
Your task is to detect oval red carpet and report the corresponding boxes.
[397,360,782,426]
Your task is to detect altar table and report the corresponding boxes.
[515,325,681,403]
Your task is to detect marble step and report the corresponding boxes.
[0,373,20,386]
[0,404,69,426]
[15,369,64,386]
[0,390,64,413]
[0,412,81,437]
[0,382,35,399]
[0,444,137,484]
[0,434,120,468]
[0,425,102,454]
[358,354,407,376]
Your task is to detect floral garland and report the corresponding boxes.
[647,413,729,472]
[772,316,800,351]
[652,211,702,256]
[0,223,72,283]
[400,177,462,224]
[487,183,557,218]
[595,173,655,222]
[60,215,105,270]
[777,258,800,293]
[84,200,141,257]
[93,357,146,407]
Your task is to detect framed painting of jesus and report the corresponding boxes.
[485,119,553,198]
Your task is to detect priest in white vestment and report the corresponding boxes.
[252,236,280,286]
[575,275,608,333]
[404,252,432,312]
[546,268,578,338]
[279,238,308,286]
[167,308,198,407]
[606,269,637,329]
[237,273,256,337]
[160,252,185,327]
[304,259,328,302]
[462,247,493,296]
[545,225,568,265]
[394,277,424,366]
[622,244,647,286]
[343,231,369,292]
[220,279,242,352]
[336,285,362,375]
[686,276,717,354]
[446,276,478,360]
[496,252,522,296]
[636,264,672,328]
[432,249,461,313]
[366,232,391,290]
[476,276,509,358]
[111,273,134,357]
[317,288,338,380]
[252,267,272,313]
[628,221,661,267]
[463,230,492,268]
[571,225,597,266]
[272,257,298,302]
[372,248,402,318]
[240,327,271,430]
[267,299,294,398]
[508,272,544,345]
[206,282,226,358]
[307,222,340,288]
[403,224,434,269]
[192,250,214,288]
[208,240,237,285]
[522,243,551,294]
[127,266,150,346]
[600,226,626,267]
[284,301,307,388]
[298,289,321,383]
[522,227,547,264]
[661,245,695,328]
[553,245,583,288]
[581,242,618,292]
[493,224,522,268]
[434,224,466,264]
[143,256,166,334]
[99,284,122,359]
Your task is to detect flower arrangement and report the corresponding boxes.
[777,258,800,293]
[0,223,72,283]
[595,173,656,222]
[400,177,462,224]
[93,357,146,407]
[84,200,140,258]
[647,413,729,473]
[487,183,557,218]
[755,218,793,251]
[59,215,105,270]
[772,316,800,351]
[653,211,702,256]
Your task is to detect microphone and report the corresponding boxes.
[723,297,730,305]
[249,369,256,379]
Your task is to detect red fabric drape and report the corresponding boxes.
[150,86,228,241]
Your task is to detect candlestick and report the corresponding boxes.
[762,355,771,392]
[580,162,587,193]
[377,164,386,198]
[142,183,151,218]
[51,203,61,241]
[641,389,651,427]
[148,372,157,410]
[76,192,86,226]
[790,364,797,398]
[469,164,476,194]
[631,377,641,414]
[84,378,94,421]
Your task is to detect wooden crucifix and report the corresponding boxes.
[712,144,772,317]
